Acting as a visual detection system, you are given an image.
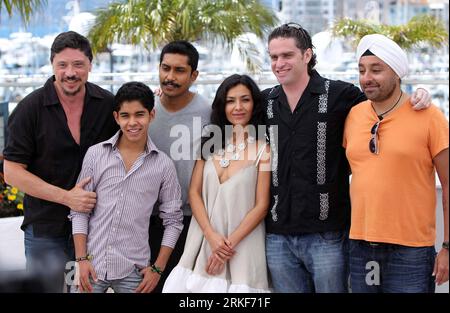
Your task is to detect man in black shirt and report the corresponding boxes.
[263,23,431,293]
[2,31,118,291]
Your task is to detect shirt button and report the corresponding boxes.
[108,246,112,250]
[291,130,296,135]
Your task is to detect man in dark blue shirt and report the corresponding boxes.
[2,31,118,291]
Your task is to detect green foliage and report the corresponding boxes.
[88,0,278,72]
[332,14,448,50]
[0,173,24,218]
[0,0,45,24]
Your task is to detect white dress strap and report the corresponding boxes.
[255,143,267,167]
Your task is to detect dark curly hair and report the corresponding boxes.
[268,23,317,75]
[201,74,265,159]
[114,81,154,112]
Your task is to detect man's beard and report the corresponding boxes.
[372,83,396,102]
[61,76,82,96]
[62,86,82,96]
[363,79,397,102]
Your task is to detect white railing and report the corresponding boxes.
[1,71,449,118]
[1,70,449,87]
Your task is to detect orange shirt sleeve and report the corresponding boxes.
[428,105,449,158]
[342,111,352,149]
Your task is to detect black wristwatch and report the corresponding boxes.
[442,241,449,250]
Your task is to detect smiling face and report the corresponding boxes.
[359,55,400,102]
[113,100,155,146]
[159,53,198,99]
[52,48,91,97]
[268,37,312,87]
[225,84,254,127]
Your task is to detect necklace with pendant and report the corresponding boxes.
[218,136,255,168]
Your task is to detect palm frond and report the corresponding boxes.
[88,0,278,71]
[0,0,46,24]
[332,14,448,50]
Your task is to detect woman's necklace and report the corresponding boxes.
[373,90,403,120]
[217,136,255,168]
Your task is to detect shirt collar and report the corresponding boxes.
[42,75,105,106]
[103,130,159,155]
[307,70,327,94]
[43,76,60,106]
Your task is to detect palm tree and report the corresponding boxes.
[0,0,45,24]
[332,14,448,50]
[88,0,278,72]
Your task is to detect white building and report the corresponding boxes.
[273,0,449,34]
[277,0,337,35]
[429,0,450,32]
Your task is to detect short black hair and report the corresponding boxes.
[114,82,154,112]
[362,49,375,57]
[159,40,199,72]
[50,31,93,63]
[268,23,317,75]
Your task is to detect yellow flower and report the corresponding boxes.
[11,187,18,194]
[7,194,16,201]
[17,203,24,210]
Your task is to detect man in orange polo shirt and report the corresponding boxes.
[343,34,448,293]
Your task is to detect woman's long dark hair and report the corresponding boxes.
[200,74,265,160]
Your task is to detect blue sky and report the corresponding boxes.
[0,0,112,38]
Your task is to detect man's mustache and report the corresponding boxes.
[363,83,379,88]
[63,76,81,82]
[162,81,181,88]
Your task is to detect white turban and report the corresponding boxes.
[356,34,408,78]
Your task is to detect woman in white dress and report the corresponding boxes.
[163,74,271,293]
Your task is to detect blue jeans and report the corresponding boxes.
[266,231,349,293]
[24,224,74,292]
[349,240,436,293]
[71,266,143,293]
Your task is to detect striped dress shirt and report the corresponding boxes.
[70,131,183,280]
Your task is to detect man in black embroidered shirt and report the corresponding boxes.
[263,23,431,293]
[2,31,118,292]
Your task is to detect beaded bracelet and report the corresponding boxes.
[150,264,163,275]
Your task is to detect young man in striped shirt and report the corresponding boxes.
[70,82,183,293]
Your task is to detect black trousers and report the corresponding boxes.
[149,215,191,293]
